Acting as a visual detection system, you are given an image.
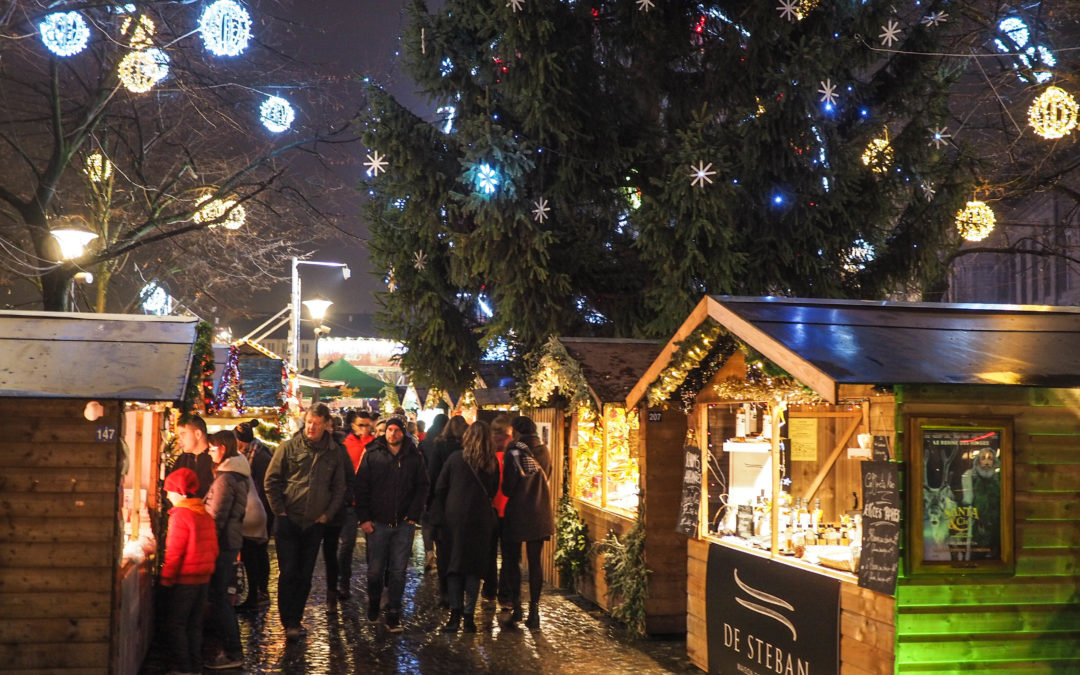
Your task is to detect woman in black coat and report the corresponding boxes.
[430,420,499,633]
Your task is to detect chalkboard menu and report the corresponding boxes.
[676,445,703,536]
[872,435,891,461]
[858,461,901,595]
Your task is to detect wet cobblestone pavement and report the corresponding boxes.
[141,534,697,674]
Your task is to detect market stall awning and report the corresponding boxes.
[294,373,346,389]
[627,295,1080,406]
[0,310,197,400]
[316,358,388,398]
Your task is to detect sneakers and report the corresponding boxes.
[285,626,303,642]
[386,612,403,633]
[205,652,243,669]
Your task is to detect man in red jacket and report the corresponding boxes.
[162,467,220,675]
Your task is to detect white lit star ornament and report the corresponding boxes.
[507,0,524,11]
[413,250,427,271]
[921,11,948,27]
[818,79,838,106]
[39,11,91,57]
[532,197,550,223]
[879,20,902,47]
[777,0,800,22]
[928,125,952,149]
[636,0,655,11]
[690,161,716,188]
[260,96,295,133]
[199,0,252,57]
[364,151,388,177]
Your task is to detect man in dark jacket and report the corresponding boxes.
[355,416,429,632]
[172,413,215,499]
[264,403,347,641]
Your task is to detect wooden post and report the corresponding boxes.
[770,401,781,557]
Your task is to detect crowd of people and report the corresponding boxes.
[159,405,553,675]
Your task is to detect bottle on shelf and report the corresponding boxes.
[812,497,824,530]
[735,406,748,438]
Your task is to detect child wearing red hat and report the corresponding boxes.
[161,468,220,675]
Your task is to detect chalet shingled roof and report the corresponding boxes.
[558,338,663,405]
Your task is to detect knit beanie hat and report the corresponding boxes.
[235,421,255,443]
[164,467,200,497]
[384,416,407,434]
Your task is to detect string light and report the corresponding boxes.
[260,96,295,133]
[120,14,156,49]
[860,128,892,174]
[955,200,996,242]
[85,153,112,183]
[199,0,252,57]
[194,193,246,230]
[39,11,91,57]
[117,48,169,93]
[1028,86,1079,140]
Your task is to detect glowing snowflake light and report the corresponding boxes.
[194,194,246,230]
[117,48,170,93]
[85,153,113,183]
[39,12,90,57]
[928,125,952,149]
[413,250,427,271]
[199,0,252,57]
[474,163,499,195]
[364,150,388,177]
[818,79,838,106]
[689,161,716,188]
[260,96,295,133]
[533,197,550,223]
[879,20,902,48]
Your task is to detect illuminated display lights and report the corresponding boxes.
[117,48,169,93]
[260,96,295,133]
[194,194,246,230]
[40,11,91,57]
[85,153,113,183]
[955,200,996,242]
[199,0,252,57]
[860,129,893,174]
[120,14,155,49]
[1028,86,1078,140]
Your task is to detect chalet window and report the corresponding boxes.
[571,404,640,514]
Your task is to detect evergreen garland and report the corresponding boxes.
[182,321,214,413]
[516,336,593,409]
[554,493,590,591]
[596,515,650,639]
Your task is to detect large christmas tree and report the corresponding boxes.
[361,0,983,389]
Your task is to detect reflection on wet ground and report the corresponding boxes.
[141,534,696,674]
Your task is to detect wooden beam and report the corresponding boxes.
[801,411,863,502]
[625,296,710,409]
[705,297,840,403]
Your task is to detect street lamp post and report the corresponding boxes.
[289,257,350,372]
[302,298,333,379]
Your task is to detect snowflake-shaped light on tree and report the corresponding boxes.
[879,20,902,47]
[636,0,655,11]
[199,0,252,57]
[260,96,295,133]
[532,197,550,223]
[364,150,388,177]
[776,0,800,22]
[85,153,112,183]
[474,163,499,195]
[194,194,246,230]
[507,0,524,12]
[921,11,948,27]
[39,11,91,57]
[413,250,427,271]
[689,161,716,188]
[117,48,170,93]
[921,182,936,202]
[928,125,952,149]
[818,79,838,107]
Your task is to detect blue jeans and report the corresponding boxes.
[165,582,207,673]
[208,549,242,658]
[337,507,359,591]
[275,516,325,628]
[365,522,415,614]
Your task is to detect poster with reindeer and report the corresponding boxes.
[910,417,1014,575]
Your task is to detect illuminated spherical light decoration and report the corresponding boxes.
[860,130,893,174]
[955,200,996,242]
[1028,86,1079,140]
[39,11,91,57]
[120,14,156,49]
[117,48,169,93]
[85,153,113,183]
[260,96,295,133]
[795,0,820,20]
[199,0,252,57]
[194,194,246,230]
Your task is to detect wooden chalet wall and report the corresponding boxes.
[0,398,122,673]
[639,408,689,634]
[895,385,1080,672]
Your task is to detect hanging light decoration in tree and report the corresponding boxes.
[194,193,246,230]
[199,0,252,57]
[474,162,500,195]
[85,153,112,183]
[861,128,893,174]
[120,14,156,49]
[39,11,91,57]
[955,200,996,242]
[118,48,170,93]
[260,95,295,133]
[1028,86,1079,140]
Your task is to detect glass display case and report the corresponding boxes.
[572,404,640,514]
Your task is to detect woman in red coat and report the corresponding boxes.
[162,467,219,675]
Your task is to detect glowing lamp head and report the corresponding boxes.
[51,226,99,260]
[303,298,333,321]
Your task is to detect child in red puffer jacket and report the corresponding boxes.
[161,468,219,675]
